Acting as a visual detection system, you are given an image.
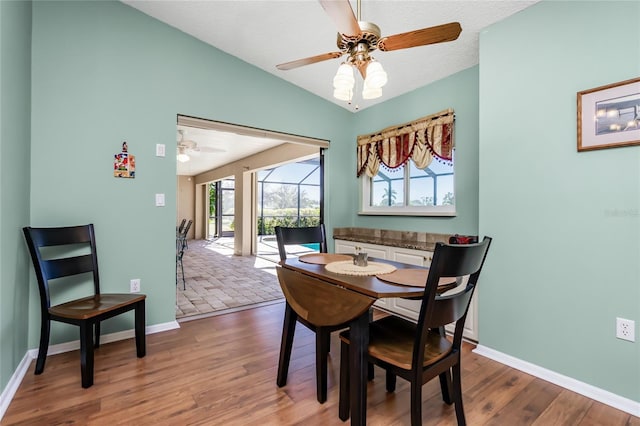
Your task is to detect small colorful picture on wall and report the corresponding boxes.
[577,77,640,151]
[114,141,136,178]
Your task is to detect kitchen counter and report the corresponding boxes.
[333,227,453,252]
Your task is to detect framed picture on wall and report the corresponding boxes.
[577,77,640,152]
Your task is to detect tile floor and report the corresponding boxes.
[175,238,315,320]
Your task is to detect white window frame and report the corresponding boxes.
[358,156,456,217]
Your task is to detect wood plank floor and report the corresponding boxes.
[2,302,638,425]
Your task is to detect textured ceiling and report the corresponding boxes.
[123,0,539,112]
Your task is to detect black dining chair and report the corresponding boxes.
[339,237,492,425]
[180,219,192,250]
[23,224,146,388]
[274,224,345,404]
[176,235,187,290]
[177,218,187,234]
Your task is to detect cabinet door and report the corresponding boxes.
[335,240,358,254]
[335,240,388,259]
[390,247,432,267]
[389,248,432,321]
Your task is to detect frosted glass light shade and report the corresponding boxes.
[333,63,355,90]
[177,153,190,162]
[333,87,353,101]
[362,81,382,99]
[364,61,387,89]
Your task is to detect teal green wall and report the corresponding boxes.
[2,0,639,410]
[344,66,480,236]
[479,1,640,401]
[0,0,32,395]
[29,1,351,345]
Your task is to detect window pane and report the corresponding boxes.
[371,165,405,206]
[409,175,435,205]
[221,216,234,233]
[300,184,320,208]
[409,160,453,206]
[222,189,234,214]
[262,183,299,210]
[437,175,455,205]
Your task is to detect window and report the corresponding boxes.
[361,153,455,216]
[357,109,456,216]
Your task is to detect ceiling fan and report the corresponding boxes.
[276,0,462,101]
[177,129,226,162]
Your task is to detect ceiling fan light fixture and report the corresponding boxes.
[364,60,388,89]
[176,146,190,162]
[333,87,353,101]
[333,63,355,90]
[362,81,382,100]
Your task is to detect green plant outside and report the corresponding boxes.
[258,208,320,235]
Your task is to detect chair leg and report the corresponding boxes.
[437,326,454,404]
[316,328,330,403]
[439,369,454,404]
[180,259,186,290]
[277,303,297,388]
[452,363,467,426]
[386,369,397,392]
[410,379,423,426]
[135,301,146,357]
[338,339,350,421]
[35,315,50,375]
[79,322,95,388]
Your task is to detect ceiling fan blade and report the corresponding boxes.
[198,146,226,154]
[277,51,344,70]
[318,0,361,37]
[378,22,462,52]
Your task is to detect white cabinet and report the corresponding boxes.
[334,239,478,342]
[335,240,389,260]
[390,246,433,267]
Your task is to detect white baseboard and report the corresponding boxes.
[0,320,180,422]
[0,352,32,421]
[473,344,640,418]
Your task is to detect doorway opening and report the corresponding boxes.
[175,115,328,320]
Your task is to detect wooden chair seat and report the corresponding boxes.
[340,316,452,371]
[50,294,146,320]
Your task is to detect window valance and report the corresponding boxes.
[356,108,455,178]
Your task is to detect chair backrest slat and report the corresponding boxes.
[42,254,96,281]
[427,285,475,328]
[23,224,101,309]
[275,225,327,261]
[29,225,92,247]
[182,220,192,237]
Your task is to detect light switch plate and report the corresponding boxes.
[155,193,165,207]
[156,144,165,157]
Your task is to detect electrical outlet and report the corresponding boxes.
[616,317,635,342]
[130,278,141,293]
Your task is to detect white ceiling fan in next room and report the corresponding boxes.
[176,129,226,163]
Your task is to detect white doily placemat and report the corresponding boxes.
[325,260,396,276]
